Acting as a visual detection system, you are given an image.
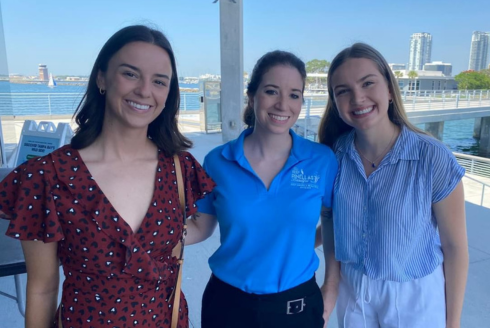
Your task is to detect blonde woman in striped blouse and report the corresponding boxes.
[318,43,468,328]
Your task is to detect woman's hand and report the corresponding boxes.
[320,282,338,327]
[181,212,218,246]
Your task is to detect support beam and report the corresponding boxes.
[0,2,13,167]
[0,1,9,79]
[425,122,444,141]
[219,0,244,143]
[479,117,490,157]
[474,118,482,139]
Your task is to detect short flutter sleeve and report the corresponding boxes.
[431,143,465,203]
[0,158,64,242]
[179,152,216,216]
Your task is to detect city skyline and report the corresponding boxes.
[1,0,489,77]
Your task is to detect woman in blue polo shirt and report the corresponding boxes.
[184,51,339,327]
[318,43,468,327]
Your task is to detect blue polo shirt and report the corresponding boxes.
[197,128,338,294]
[333,126,465,282]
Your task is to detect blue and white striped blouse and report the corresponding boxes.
[333,125,465,282]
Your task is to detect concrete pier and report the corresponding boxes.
[425,121,445,140]
[479,117,490,157]
[474,118,482,139]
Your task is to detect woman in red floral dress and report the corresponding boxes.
[0,25,214,328]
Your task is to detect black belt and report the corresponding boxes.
[209,274,319,315]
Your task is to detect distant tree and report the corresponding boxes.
[407,70,418,79]
[407,70,418,91]
[394,71,404,79]
[479,69,490,79]
[306,59,330,86]
[306,59,330,73]
[455,70,490,90]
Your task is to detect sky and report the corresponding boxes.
[0,0,489,77]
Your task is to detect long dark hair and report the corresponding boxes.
[243,50,306,128]
[71,25,191,156]
[318,43,424,148]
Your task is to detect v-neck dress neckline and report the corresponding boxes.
[72,148,160,236]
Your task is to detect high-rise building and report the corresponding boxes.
[468,31,490,71]
[423,61,452,76]
[409,33,432,71]
[38,64,48,81]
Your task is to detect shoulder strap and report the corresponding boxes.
[173,154,186,214]
[171,154,186,328]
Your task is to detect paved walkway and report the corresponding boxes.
[463,174,490,208]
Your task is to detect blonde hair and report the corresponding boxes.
[318,43,425,148]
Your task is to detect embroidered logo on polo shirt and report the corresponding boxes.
[291,167,320,189]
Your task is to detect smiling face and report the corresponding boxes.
[331,57,392,132]
[97,41,172,131]
[250,64,304,136]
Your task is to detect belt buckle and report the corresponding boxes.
[286,298,305,314]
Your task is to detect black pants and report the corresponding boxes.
[201,275,324,328]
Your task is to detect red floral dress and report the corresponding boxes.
[0,145,215,328]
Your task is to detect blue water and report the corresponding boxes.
[7,82,86,94]
[180,83,199,89]
[419,120,481,156]
[0,82,484,157]
[0,82,201,115]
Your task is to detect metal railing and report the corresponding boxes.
[292,90,490,141]
[0,93,82,116]
[455,152,490,207]
[401,89,490,111]
[299,89,490,113]
[454,153,490,179]
[0,92,201,116]
[294,97,324,141]
[2,89,489,118]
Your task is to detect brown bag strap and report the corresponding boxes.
[174,154,186,222]
[58,308,62,328]
[171,154,186,328]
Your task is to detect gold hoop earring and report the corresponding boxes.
[99,88,105,95]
